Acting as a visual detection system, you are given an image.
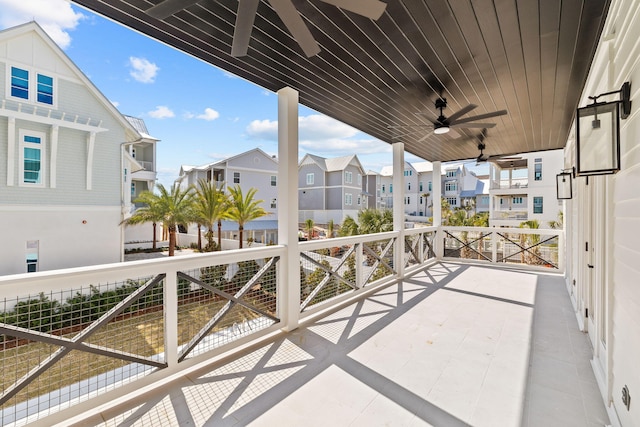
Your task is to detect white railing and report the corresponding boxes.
[490,177,529,189]
[0,225,561,425]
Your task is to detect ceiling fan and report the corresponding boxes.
[146,0,387,57]
[389,98,507,142]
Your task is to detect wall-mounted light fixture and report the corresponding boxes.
[576,82,631,176]
[556,169,574,200]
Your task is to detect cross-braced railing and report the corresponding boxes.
[497,232,559,268]
[444,230,492,261]
[404,228,437,270]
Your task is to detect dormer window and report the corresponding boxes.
[9,66,54,105]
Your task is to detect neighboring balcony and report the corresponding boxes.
[0,226,609,427]
[490,177,529,190]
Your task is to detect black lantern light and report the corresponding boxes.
[556,169,573,200]
[576,82,631,176]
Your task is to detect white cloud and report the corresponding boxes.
[0,0,84,49]
[110,100,120,108]
[128,57,159,83]
[246,114,388,157]
[196,108,220,121]
[148,106,175,119]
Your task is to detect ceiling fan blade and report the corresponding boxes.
[446,104,477,123]
[417,130,435,143]
[450,122,497,129]
[147,0,199,19]
[414,112,440,124]
[319,0,387,20]
[268,0,321,57]
[231,0,260,57]
[451,109,507,125]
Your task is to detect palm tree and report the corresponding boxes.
[339,209,393,236]
[193,179,229,251]
[519,219,541,264]
[305,218,315,240]
[421,192,430,217]
[226,185,268,249]
[327,219,335,238]
[124,190,164,249]
[548,211,564,229]
[154,183,196,256]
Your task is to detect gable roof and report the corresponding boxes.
[0,22,141,142]
[299,153,364,173]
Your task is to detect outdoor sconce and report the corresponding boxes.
[556,169,573,200]
[575,82,631,176]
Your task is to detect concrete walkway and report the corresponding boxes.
[93,263,609,426]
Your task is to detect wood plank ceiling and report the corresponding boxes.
[71,0,610,162]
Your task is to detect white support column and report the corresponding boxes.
[392,143,405,278]
[7,117,15,186]
[277,87,300,332]
[164,268,178,367]
[432,161,443,259]
[50,125,59,188]
[86,132,96,190]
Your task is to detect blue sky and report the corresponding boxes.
[0,0,486,186]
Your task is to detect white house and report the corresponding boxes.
[298,153,365,225]
[488,149,564,227]
[0,22,143,275]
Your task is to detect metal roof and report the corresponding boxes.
[72,0,610,162]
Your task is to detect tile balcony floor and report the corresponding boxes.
[91,263,609,427]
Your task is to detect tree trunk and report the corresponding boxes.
[217,220,222,251]
[238,225,244,249]
[152,222,157,250]
[169,226,176,256]
[197,224,202,251]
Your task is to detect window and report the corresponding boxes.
[233,172,240,183]
[445,181,457,192]
[512,196,523,204]
[345,171,353,183]
[419,181,423,191]
[306,173,314,185]
[357,196,361,206]
[20,131,45,185]
[446,170,456,178]
[481,196,489,204]
[408,182,411,191]
[271,198,277,209]
[37,74,54,104]
[420,196,423,205]
[534,159,542,181]
[11,67,29,99]
[389,184,393,193]
[533,197,543,214]
[382,184,385,193]
[428,181,432,191]
[270,175,277,186]
[345,193,352,205]
[131,148,136,158]
[447,197,457,206]
[407,196,410,204]
[26,240,38,273]
[10,67,54,105]
[131,182,136,196]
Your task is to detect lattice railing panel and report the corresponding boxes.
[300,246,357,311]
[444,230,493,261]
[363,238,396,285]
[498,233,559,269]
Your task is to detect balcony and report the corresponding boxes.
[0,227,608,426]
[490,177,529,190]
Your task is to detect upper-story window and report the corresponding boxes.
[389,184,393,193]
[419,181,423,192]
[512,196,523,204]
[19,130,46,186]
[533,197,543,213]
[345,193,352,205]
[306,173,314,185]
[345,171,353,184]
[428,181,432,191]
[10,66,54,105]
[446,170,456,178]
[233,172,240,183]
[270,175,277,186]
[445,181,457,192]
[447,197,457,206]
[381,184,385,193]
[534,159,542,181]
[408,182,411,191]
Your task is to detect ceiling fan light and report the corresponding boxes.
[434,126,449,134]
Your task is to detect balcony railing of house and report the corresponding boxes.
[490,177,529,190]
[0,226,562,426]
[491,211,529,221]
[135,160,154,171]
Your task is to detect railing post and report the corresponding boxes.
[418,231,424,262]
[491,230,498,264]
[277,87,300,332]
[432,161,444,260]
[392,142,405,278]
[164,268,178,368]
[356,243,364,288]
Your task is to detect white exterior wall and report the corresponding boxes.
[0,206,121,275]
[566,1,640,425]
